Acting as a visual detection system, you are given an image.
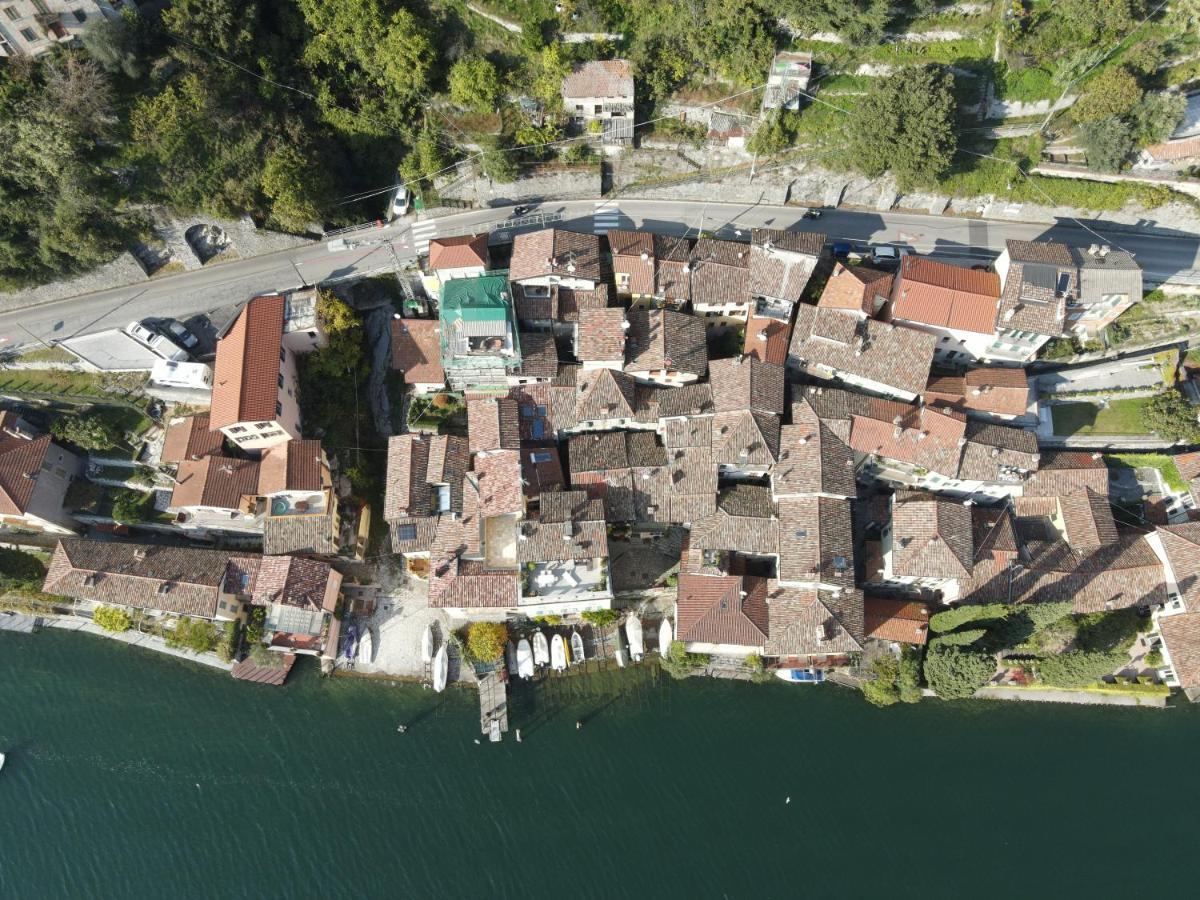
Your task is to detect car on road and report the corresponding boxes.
[160,320,199,349]
[802,208,822,220]
[391,186,409,218]
[512,205,533,217]
[126,320,189,362]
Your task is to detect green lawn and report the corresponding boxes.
[1106,454,1188,493]
[1050,397,1155,437]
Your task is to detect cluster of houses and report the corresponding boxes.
[381,220,1200,700]
[2,291,356,679]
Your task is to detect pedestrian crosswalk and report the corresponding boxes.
[410,219,438,257]
[593,201,621,235]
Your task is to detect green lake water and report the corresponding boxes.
[1,629,1193,899]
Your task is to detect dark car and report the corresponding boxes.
[802,208,822,220]
[160,320,199,349]
[832,241,852,257]
[512,205,533,217]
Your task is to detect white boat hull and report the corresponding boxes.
[516,639,534,678]
[626,616,645,662]
[421,624,434,664]
[357,628,374,665]
[658,619,672,657]
[532,631,550,667]
[432,644,448,693]
[571,632,585,664]
[550,634,567,672]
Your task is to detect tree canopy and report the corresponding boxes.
[923,645,995,699]
[51,414,120,450]
[466,621,508,662]
[1142,389,1200,443]
[843,65,958,190]
[1073,67,1144,124]
[449,57,502,112]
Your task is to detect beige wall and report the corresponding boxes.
[219,350,302,451]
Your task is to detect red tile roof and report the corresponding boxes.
[863,597,930,645]
[576,308,627,362]
[161,414,225,464]
[816,262,893,315]
[170,455,261,510]
[390,318,445,386]
[428,233,488,271]
[211,294,285,429]
[509,229,602,283]
[0,422,51,516]
[743,315,791,366]
[562,59,633,99]
[676,573,769,647]
[890,257,1000,335]
[924,367,1030,418]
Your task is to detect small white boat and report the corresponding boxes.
[570,630,585,664]
[505,641,518,677]
[432,643,448,693]
[658,619,672,657]
[421,624,434,664]
[625,616,644,662]
[516,639,534,679]
[614,647,628,668]
[0,752,5,773]
[357,627,374,665]
[532,630,550,667]
[550,634,567,672]
[775,668,825,684]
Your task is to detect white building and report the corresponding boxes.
[0,0,134,58]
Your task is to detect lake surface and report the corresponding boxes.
[1,629,1192,899]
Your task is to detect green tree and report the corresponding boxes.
[843,65,958,189]
[923,645,995,699]
[1079,118,1136,172]
[861,654,901,707]
[1141,389,1200,443]
[166,616,219,653]
[448,56,501,111]
[309,291,364,378]
[261,144,330,232]
[929,603,1008,634]
[1073,66,1143,124]
[531,44,570,109]
[898,646,923,703]
[581,609,619,627]
[162,0,260,62]
[1130,92,1188,146]
[82,12,145,78]
[930,628,988,648]
[51,414,120,450]
[481,146,519,183]
[466,621,508,662]
[748,112,800,156]
[1023,601,1075,632]
[93,605,132,633]
[111,490,152,524]
[1035,649,1128,688]
[0,547,48,594]
[215,620,238,662]
[660,640,709,680]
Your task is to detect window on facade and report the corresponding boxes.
[20,26,36,41]
[3,7,19,22]
[32,0,49,14]
[230,426,247,434]
[396,524,417,541]
[275,401,283,416]
[616,273,630,286]
[279,347,286,363]
[256,422,272,431]
[73,9,86,22]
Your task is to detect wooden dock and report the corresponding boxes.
[0,612,39,634]
[478,670,509,741]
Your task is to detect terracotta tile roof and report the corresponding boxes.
[890,491,974,579]
[623,308,708,377]
[509,229,602,283]
[170,455,261,510]
[764,583,863,656]
[1007,536,1166,613]
[1008,240,1074,266]
[776,495,854,584]
[262,513,338,556]
[998,241,1072,336]
[390,318,445,386]
[161,414,224,464]
[258,439,328,495]
[924,367,1030,418]
[711,409,781,467]
[383,434,468,520]
[748,229,824,302]
[955,420,1040,483]
[467,397,521,452]
[0,427,51,516]
[676,574,769,647]
[848,399,966,478]
[690,485,778,555]
[1059,488,1118,550]
[575,367,658,424]
[557,284,612,322]
[1159,611,1200,696]
[689,239,751,306]
[211,294,285,429]
[790,304,937,397]
[428,233,488,271]
[576,307,627,362]
[663,416,712,450]
[472,450,524,518]
[743,314,791,366]
[1174,451,1200,481]
[252,556,339,611]
[568,430,666,473]
[654,235,694,301]
[513,282,557,321]
[608,230,656,296]
[774,398,857,498]
[708,355,785,415]
[517,489,607,562]
[816,262,893,315]
[511,383,577,438]
[658,383,715,418]
[389,515,439,553]
[43,539,259,619]
[863,596,930,644]
[562,59,633,99]
[1155,524,1200,612]
[890,256,1000,335]
[1023,451,1110,497]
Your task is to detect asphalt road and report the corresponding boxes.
[2,198,1198,353]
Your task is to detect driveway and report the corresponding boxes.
[1037,356,1165,395]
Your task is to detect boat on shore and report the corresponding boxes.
[432,644,448,692]
[614,647,628,668]
[532,630,550,667]
[421,624,434,664]
[570,630,585,664]
[775,668,825,684]
[658,619,672,657]
[626,616,644,662]
[505,641,518,677]
[550,634,567,671]
[516,639,534,678]
[357,627,374,665]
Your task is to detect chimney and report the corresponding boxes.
[133,548,148,561]
[1099,245,1110,257]
[1091,452,1102,460]
[640,251,649,262]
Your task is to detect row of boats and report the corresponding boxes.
[504,616,673,680]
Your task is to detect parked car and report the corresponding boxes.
[512,204,533,217]
[161,320,199,349]
[126,320,189,362]
[869,245,909,264]
[832,241,852,257]
[391,185,409,217]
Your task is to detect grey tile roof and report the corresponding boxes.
[776,495,855,585]
[623,308,708,377]
[772,398,858,498]
[708,355,786,415]
[764,584,863,656]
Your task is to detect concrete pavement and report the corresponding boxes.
[2,198,1199,353]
